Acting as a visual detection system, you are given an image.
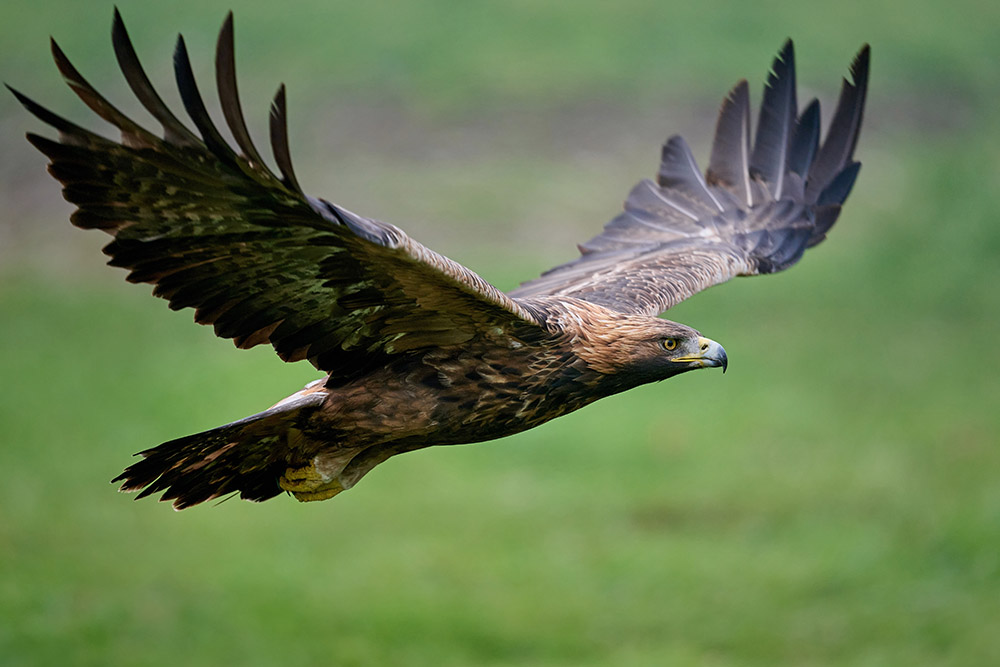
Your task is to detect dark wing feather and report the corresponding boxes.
[510,42,869,316]
[707,79,753,207]
[749,40,796,200]
[215,12,270,173]
[173,34,241,168]
[111,8,201,147]
[787,98,820,178]
[657,135,725,216]
[805,45,870,202]
[269,84,303,193]
[17,13,543,384]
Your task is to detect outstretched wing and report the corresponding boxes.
[509,41,869,316]
[13,11,543,384]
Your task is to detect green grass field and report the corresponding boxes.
[2,0,999,664]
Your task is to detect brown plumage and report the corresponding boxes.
[11,12,869,509]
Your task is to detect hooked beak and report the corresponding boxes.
[673,336,728,373]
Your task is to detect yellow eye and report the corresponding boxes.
[663,338,677,351]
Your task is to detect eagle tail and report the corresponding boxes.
[112,392,326,510]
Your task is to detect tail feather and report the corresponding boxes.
[113,392,325,509]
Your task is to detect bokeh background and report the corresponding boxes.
[2,0,998,664]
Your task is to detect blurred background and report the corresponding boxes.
[1,0,998,664]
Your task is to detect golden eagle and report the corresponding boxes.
[12,12,869,508]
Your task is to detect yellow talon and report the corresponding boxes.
[288,484,343,502]
[279,464,344,502]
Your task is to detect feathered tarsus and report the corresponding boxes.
[13,12,869,508]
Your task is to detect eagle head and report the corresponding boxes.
[619,318,728,386]
[559,301,727,390]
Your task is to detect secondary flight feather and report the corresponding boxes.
[12,11,869,508]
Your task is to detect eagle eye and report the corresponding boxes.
[662,338,678,351]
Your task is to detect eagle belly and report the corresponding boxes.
[295,341,597,497]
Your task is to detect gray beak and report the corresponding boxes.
[673,336,728,373]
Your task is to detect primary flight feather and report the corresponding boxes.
[12,11,869,508]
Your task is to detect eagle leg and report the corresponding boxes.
[278,447,364,502]
[279,464,344,502]
[278,442,418,502]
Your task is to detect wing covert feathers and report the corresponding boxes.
[510,41,870,316]
[17,11,542,384]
